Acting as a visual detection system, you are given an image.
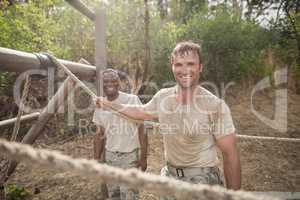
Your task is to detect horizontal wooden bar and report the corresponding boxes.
[0,47,96,78]
[0,112,40,128]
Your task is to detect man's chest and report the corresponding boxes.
[158,104,215,136]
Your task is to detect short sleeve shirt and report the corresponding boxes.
[143,85,235,167]
[93,92,142,153]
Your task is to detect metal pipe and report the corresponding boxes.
[0,47,96,78]
[65,0,95,21]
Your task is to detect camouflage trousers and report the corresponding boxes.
[160,164,224,200]
[105,149,139,200]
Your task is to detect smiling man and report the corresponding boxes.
[96,42,241,198]
[93,69,148,200]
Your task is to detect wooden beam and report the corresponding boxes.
[0,112,40,128]
[65,0,95,21]
[95,8,108,199]
[0,47,96,79]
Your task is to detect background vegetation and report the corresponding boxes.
[0,0,299,94]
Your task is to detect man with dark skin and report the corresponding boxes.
[93,69,148,200]
[96,42,241,198]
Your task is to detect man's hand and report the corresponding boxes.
[137,125,148,172]
[136,157,147,171]
[95,97,106,109]
[94,126,106,162]
[216,134,241,190]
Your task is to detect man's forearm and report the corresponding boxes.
[93,128,106,161]
[99,100,155,121]
[138,125,148,159]
[223,151,241,190]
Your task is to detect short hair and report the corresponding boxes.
[102,68,120,80]
[170,41,202,64]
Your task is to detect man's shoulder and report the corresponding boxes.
[198,86,219,99]
[94,108,111,115]
[197,86,224,110]
[118,91,141,105]
[119,91,138,99]
[157,86,176,96]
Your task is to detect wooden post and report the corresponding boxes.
[95,8,106,96]
[95,7,108,199]
[1,77,76,182]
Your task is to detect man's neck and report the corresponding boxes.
[106,92,119,101]
[176,85,198,104]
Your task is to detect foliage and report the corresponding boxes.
[151,5,278,87]
[0,0,63,52]
[244,0,300,91]
[6,184,30,200]
[151,21,186,86]
[106,0,145,71]
[0,0,298,93]
[188,9,275,83]
[0,72,15,95]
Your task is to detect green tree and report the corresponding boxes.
[151,5,277,89]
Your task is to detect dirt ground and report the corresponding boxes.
[5,86,300,199]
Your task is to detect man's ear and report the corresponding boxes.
[199,64,203,72]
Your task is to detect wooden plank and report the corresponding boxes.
[0,112,40,128]
[65,0,95,21]
[0,47,96,79]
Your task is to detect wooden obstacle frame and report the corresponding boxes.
[0,1,299,199]
[0,0,107,198]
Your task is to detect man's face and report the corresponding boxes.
[171,51,202,89]
[103,73,120,97]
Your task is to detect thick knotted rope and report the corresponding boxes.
[45,53,159,127]
[11,74,31,141]
[0,139,279,200]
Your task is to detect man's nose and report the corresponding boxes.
[181,66,191,73]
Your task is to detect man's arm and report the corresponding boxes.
[216,134,241,190]
[96,98,157,121]
[137,124,148,171]
[93,126,106,161]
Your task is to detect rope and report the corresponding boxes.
[11,75,31,141]
[45,53,159,127]
[44,53,300,143]
[0,139,278,200]
[237,134,300,142]
[1,75,31,186]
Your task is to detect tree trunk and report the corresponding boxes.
[136,0,151,96]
